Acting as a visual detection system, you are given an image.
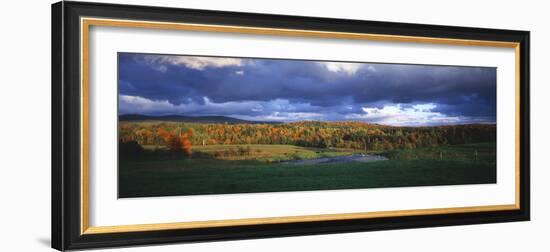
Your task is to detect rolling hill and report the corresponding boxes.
[119,114,278,124]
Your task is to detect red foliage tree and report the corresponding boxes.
[164,128,193,156]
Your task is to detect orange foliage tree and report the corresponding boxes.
[157,127,193,156]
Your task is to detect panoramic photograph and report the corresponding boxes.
[117,52,497,198]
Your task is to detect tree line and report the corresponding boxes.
[119,121,496,154]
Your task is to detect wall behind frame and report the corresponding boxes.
[0,0,547,251]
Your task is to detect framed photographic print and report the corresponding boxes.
[52,1,530,250]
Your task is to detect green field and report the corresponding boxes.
[119,142,496,198]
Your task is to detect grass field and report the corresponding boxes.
[142,144,361,162]
[195,144,361,162]
[119,142,496,198]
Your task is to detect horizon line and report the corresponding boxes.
[118,113,497,127]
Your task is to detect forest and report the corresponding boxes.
[119,120,496,157]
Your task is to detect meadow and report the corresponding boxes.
[119,120,496,198]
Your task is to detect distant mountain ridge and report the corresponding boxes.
[119,114,279,124]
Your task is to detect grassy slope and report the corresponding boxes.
[144,144,360,162]
[119,142,496,198]
[195,144,359,162]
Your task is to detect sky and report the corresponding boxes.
[118,52,497,126]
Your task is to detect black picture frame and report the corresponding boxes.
[52,1,530,251]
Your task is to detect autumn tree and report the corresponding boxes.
[158,127,193,156]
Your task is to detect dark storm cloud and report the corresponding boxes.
[118,53,496,125]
